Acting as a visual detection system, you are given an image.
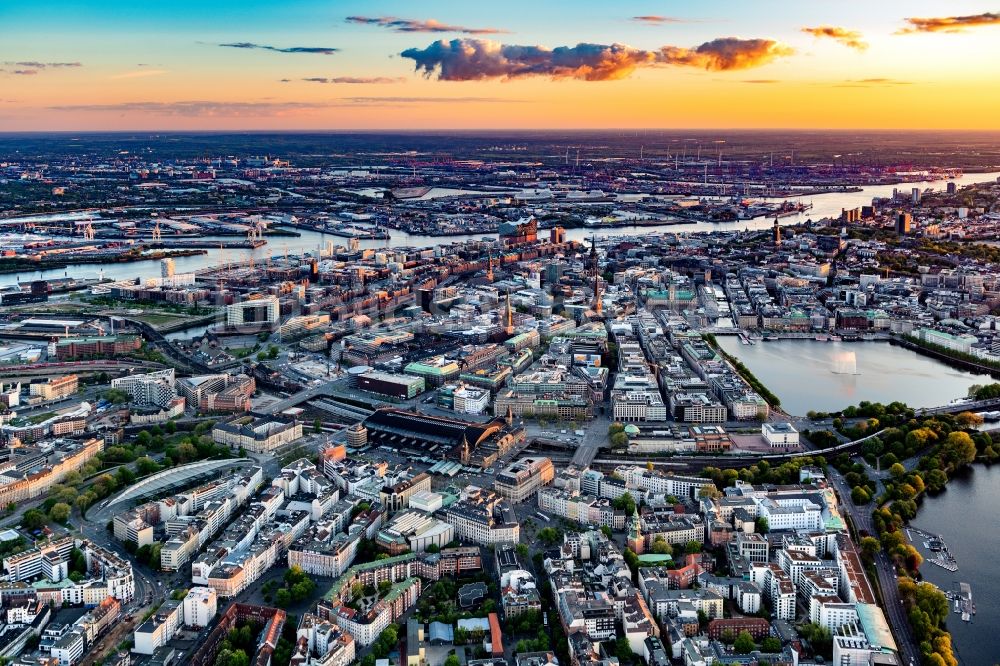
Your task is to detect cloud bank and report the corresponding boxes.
[801,26,868,50]
[219,42,338,55]
[346,16,506,34]
[898,12,1000,33]
[400,37,792,81]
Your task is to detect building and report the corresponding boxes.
[226,295,279,328]
[362,408,520,469]
[183,586,218,628]
[54,335,141,360]
[212,413,303,453]
[134,600,183,654]
[494,457,555,503]
[895,212,911,235]
[110,368,176,407]
[380,473,432,513]
[376,510,455,554]
[28,375,79,402]
[762,422,799,448]
[356,371,425,400]
[442,486,519,546]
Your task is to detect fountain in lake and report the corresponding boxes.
[832,350,859,375]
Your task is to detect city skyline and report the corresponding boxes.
[2,0,1000,131]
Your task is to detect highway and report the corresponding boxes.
[828,467,918,666]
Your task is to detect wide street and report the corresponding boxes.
[828,466,918,666]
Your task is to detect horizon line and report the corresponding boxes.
[3,127,1000,135]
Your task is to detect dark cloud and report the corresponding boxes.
[299,76,406,84]
[345,16,507,34]
[631,16,686,24]
[2,61,82,73]
[801,26,867,50]
[898,12,1000,33]
[219,42,338,55]
[401,37,792,81]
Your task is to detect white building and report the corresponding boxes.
[111,368,177,408]
[762,422,799,448]
[183,586,218,628]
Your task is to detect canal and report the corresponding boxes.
[716,338,986,415]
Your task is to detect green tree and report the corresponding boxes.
[49,502,71,524]
[761,636,782,652]
[685,540,703,554]
[444,656,461,666]
[313,418,323,434]
[733,630,755,654]
[136,456,160,475]
[537,527,561,546]
[611,493,636,516]
[275,589,291,608]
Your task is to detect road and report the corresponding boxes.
[828,467,918,665]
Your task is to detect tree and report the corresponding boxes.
[860,536,880,559]
[515,543,529,559]
[650,537,672,556]
[733,630,755,654]
[685,540,703,554]
[942,431,976,468]
[755,517,769,534]
[275,589,291,608]
[136,456,160,475]
[444,656,461,666]
[611,493,636,516]
[49,502,71,524]
[889,463,906,479]
[761,636,782,652]
[313,418,323,434]
[955,411,983,429]
[537,527,561,546]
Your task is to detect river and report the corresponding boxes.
[716,338,986,415]
[2,170,998,289]
[911,464,1000,665]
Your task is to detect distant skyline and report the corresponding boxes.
[2,1,1000,131]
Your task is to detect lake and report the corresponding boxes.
[912,464,1000,665]
[716,338,987,415]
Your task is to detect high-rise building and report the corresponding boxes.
[896,212,912,235]
[161,258,175,278]
[911,187,921,204]
[550,226,566,244]
[946,181,957,194]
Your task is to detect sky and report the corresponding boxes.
[1,0,1000,131]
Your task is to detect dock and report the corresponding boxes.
[907,526,959,571]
